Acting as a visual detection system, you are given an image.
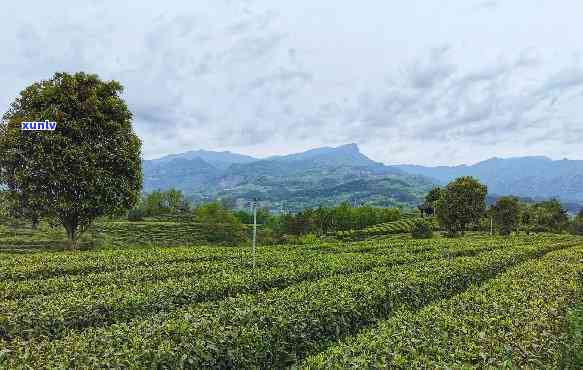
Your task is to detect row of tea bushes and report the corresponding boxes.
[1,250,430,340]
[1,239,572,368]
[334,217,438,240]
[562,271,583,368]
[0,246,236,281]
[2,234,528,341]
[94,221,210,247]
[0,224,66,251]
[302,245,583,369]
[3,235,557,302]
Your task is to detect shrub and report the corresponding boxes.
[563,300,583,367]
[411,220,433,239]
[298,233,321,245]
[127,208,145,222]
[491,196,520,236]
[570,218,583,236]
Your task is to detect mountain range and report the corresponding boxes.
[143,144,434,211]
[395,156,583,204]
[143,145,583,212]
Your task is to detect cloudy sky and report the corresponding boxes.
[2,0,582,165]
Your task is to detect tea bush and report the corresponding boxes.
[411,219,433,239]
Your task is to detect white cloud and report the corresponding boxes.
[1,0,582,165]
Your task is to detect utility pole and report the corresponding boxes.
[252,198,257,269]
[490,217,493,236]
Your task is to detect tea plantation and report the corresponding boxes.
[0,230,582,368]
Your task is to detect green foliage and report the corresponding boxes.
[127,208,145,222]
[194,202,246,244]
[95,221,209,247]
[0,72,142,243]
[1,244,444,340]
[420,187,443,216]
[125,209,145,224]
[570,208,583,236]
[0,191,9,220]
[233,208,271,225]
[298,233,321,245]
[570,217,583,236]
[0,236,576,368]
[491,196,521,236]
[562,288,583,368]
[436,177,487,236]
[425,187,443,204]
[411,219,433,239]
[302,245,583,369]
[334,217,437,240]
[276,203,400,236]
[139,189,190,217]
[523,199,569,233]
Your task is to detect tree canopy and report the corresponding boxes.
[491,196,521,236]
[524,199,569,233]
[0,72,142,244]
[435,177,487,236]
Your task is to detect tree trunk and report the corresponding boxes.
[63,220,79,250]
[31,217,39,230]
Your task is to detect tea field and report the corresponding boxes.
[0,233,582,368]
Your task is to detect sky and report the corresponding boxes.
[1,0,583,165]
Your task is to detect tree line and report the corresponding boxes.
[422,176,579,236]
[129,189,402,239]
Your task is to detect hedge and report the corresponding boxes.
[302,245,583,368]
[1,239,574,368]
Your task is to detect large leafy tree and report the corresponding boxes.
[0,72,142,244]
[491,196,521,236]
[530,199,569,233]
[426,187,443,205]
[435,176,487,236]
[420,187,443,216]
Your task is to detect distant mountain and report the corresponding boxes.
[268,143,378,167]
[143,144,434,210]
[395,156,583,203]
[151,149,258,170]
[143,149,583,211]
[142,157,220,193]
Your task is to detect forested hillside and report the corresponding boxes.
[143,144,434,210]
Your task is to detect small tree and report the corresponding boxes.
[491,197,521,236]
[530,199,569,233]
[570,208,583,235]
[0,191,9,220]
[0,72,142,245]
[426,187,442,210]
[426,187,443,204]
[194,202,246,244]
[571,218,583,236]
[435,177,487,236]
[411,219,433,239]
[419,187,442,217]
[127,208,145,222]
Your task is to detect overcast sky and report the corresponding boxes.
[2,1,582,165]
